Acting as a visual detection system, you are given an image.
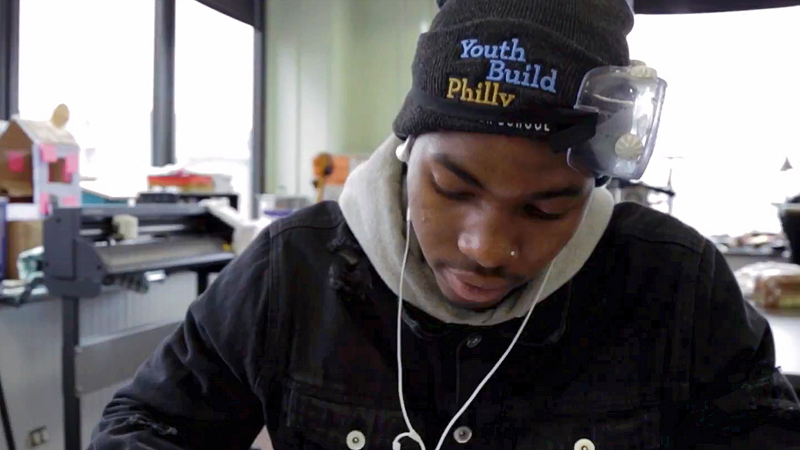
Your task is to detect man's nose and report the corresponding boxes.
[457,212,518,269]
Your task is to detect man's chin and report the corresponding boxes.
[435,276,511,311]
[443,294,508,311]
[433,268,522,311]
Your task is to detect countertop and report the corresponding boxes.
[755,305,800,382]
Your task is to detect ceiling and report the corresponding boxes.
[195,0,800,30]
[195,0,260,29]
[634,0,800,14]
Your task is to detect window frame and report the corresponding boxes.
[0,0,19,120]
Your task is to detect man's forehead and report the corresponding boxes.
[421,131,550,152]
[420,132,569,173]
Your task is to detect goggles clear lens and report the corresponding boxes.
[568,65,668,180]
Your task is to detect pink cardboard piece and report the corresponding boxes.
[39,193,51,216]
[40,144,57,163]
[6,151,25,172]
[60,164,72,182]
[61,196,79,207]
[64,153,78,176]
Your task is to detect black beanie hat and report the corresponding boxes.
[393,0,634,143]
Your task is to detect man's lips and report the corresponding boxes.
[440,268,513,304]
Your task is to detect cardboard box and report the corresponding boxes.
[4,220,42,280]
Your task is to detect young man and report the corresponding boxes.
[92,0,800,449]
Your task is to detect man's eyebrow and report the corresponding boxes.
[432,153,484,189]
[432,153,585,200]
[529,185,585,200]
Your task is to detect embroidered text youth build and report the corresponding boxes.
[460,38,558,94]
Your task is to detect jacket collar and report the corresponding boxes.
[401,281,573,347]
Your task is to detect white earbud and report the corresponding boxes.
[406,206,411,223]
[396,137,415,163]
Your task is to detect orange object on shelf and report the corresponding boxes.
[148,171,215,193]
[313,153,367,202]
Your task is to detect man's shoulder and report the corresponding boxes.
[606,202,708,255]
[243,201,348,263]
[267,201,346,237]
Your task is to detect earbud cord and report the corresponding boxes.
[394,211,425,450]
[393,209,556,450]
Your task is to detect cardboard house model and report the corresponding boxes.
[0,105,81,218]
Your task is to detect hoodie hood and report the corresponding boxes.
[339,134,614,326]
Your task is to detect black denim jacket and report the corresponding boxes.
[92,202,800,450]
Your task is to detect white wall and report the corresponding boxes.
[265,0,437,198]
[342,1,435,152]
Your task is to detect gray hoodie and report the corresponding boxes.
[339,135,615,326]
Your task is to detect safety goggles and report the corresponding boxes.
[566,63,668,180]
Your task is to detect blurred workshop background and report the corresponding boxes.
[1,1,800,450]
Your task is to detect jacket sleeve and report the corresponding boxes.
[674,242,800,449]
[89,230,273,450]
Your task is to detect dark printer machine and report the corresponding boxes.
[44,203,234,297]
[39,203,235,450]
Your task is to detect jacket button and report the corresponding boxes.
[574,438,595,450]
[465,334,482,348]
[347,430,366,450]
[453,426,472,444]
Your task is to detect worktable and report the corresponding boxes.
[756,305,800,390]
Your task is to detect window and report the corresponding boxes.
[629,7,800,236]
[175,0,254,216]
[18,0,155,191]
